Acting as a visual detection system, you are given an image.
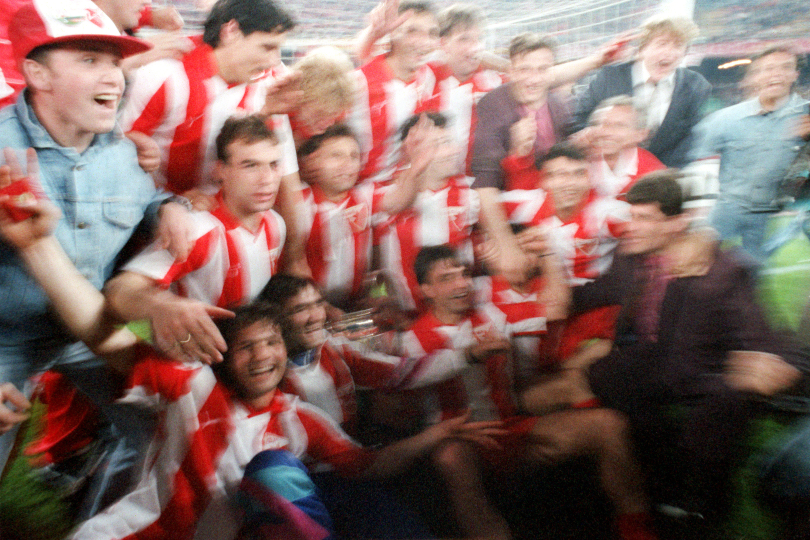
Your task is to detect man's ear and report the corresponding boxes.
[670,212,690,235]
[21,58,51,93]
[214,159,227,184]
[419,282,435,303]
[219,19,242,47]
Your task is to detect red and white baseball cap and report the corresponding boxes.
[9,0,152,66]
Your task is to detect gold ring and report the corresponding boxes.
[178,333,192,344]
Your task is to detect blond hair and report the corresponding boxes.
[638,16,698,50]
[293,46,356,112]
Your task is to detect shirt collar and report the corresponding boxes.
[746,93,808,118]
[14,89,121,152]
[632,61,676,89]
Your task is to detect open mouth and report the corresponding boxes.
[94,94,119,109]
[248,364,277,376]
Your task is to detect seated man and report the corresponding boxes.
[263,273,491,539]
[0,168,500,540]
[573,170,803,520]
[261,273,475,436]
[401,244,657,540]
[585,95,665,200]
[105,115,285,364]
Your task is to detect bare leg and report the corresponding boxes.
[528,408,648,515]
[520,340,611,414]
[432,440,511,540]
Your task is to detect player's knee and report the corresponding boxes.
[432,439,475,475]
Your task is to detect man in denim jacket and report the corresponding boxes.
[0,0,191,517]
[690,46,810,262]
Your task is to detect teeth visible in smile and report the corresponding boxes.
[249,365,274,375]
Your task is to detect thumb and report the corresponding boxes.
[205,306,236,320]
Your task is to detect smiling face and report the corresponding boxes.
[591,105,646,159]
[219,138,283,226]
[283,284,328,353]
[227,321,287,408]
[542,155,591,217]
[25,44,125,152]
[441,24,482,81]
[389,10,440,76]
[310,136,361,200]
[218,23,286,84]
[751,51,798,105]
[638,32,687,83]
[509,47,554,108]
[420,258,473,320]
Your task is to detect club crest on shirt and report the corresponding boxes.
[446,206,466,232]
[344,204,369,233]
[472,321,495,343]
[574,237,600,256]
[262,432,289,449]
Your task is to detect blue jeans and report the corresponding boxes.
[0,340,154,518]
[710,199,774,263]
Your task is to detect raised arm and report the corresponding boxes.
[378,114,436,214]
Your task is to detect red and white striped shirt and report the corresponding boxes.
[475,275,555,381]
[500,186,552,226]
[378,175,480,311]
[589,147,665,200]
[542,191,629,285]
[120,37,298,195]
[123,195,285,308]
[348,54,435,183]
[400,307,546,423]
[281,333,472,435]
[423,62,504,177]
[300,182,387,309]
[72,349,372,540]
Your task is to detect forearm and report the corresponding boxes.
[104,271,172,323]
[355,26,379,65]
[478,188,520,251]
[360,426,441,478]
[277,172,312,278]
[551,55,601,87]
[380,166,425,214]
[21,238,138,365]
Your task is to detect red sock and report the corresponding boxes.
[617,512,658,540]
[572,397,600,409]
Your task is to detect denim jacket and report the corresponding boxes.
[0,91,165,345]
[690,93,809,211]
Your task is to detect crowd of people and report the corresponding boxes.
[0,0,809,539]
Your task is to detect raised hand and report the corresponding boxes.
[0,148,61,250]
